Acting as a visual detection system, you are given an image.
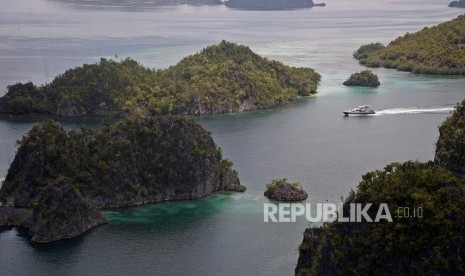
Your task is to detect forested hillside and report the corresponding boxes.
[354,15,465,75]
[0,41,320,116]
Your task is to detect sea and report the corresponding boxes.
[0,0,464,275]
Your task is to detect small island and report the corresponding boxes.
[0,41,320,117]
[353,15,465,75]
[0,114,245,242]
[343,70,380,87]
[449,0,465,7]
[264,178,308,201]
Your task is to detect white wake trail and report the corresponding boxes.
[374,106,454,116]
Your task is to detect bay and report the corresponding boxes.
[0,0,464,275]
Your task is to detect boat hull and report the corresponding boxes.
[343,111,375,116]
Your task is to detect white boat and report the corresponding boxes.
[343,105,375,116]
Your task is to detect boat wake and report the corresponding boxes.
[374,106,454,116]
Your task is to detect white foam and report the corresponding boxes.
[374,106,454,116]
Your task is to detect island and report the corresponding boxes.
[343,70,380,87]
[295,99,465,275]
[264,178,308,201]
[0,41,321,117]
[449,0,465,8]
[224,0,316,10]
[0,114,245,242]
[353,15,465,75]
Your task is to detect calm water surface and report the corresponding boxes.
[0,0,464,275]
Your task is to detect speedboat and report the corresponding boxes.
[343,105,375,116]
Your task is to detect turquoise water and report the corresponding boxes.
[1,0,465,275]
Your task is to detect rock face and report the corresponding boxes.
[435,99,465,173]
[343,70,380,87]
[295,228,322,275]
[25,180,106,243]
[0,207,31,228]
[449,0,465,7]
[221,170,247,192]
[264,179,308,201]
[225,0,314,10]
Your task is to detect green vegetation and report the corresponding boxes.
[0,82,48,115]
[0,114,244,208]
[296,162,465,275]
[265,178,302,191]
[354,15,465,75]
[0,41,320,117]
[343,70,380,87]
[353,43,385,61]
[435,99,465,174]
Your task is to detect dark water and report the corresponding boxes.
[1,0,465,275]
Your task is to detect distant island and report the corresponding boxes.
[225,0,319,10]
[0,114,245,242]
[354,15,465,75]
[449,0,465,8]
[343,70,380,87]
[54,0,327,10]
[0,41,320,117]
[295,99,465,275]
[52,0,224,7]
